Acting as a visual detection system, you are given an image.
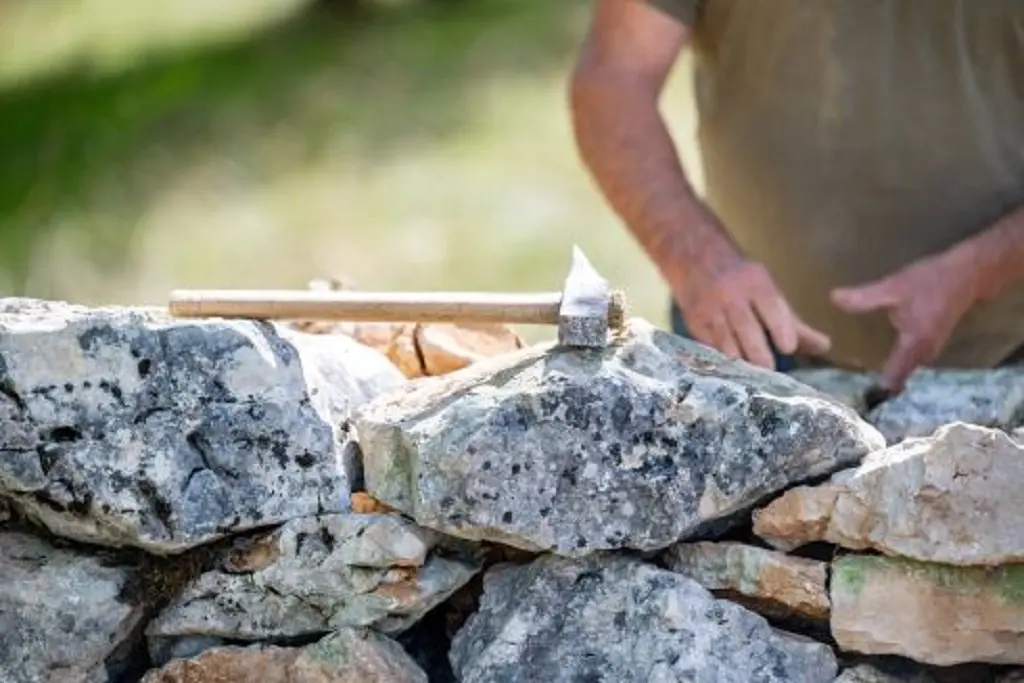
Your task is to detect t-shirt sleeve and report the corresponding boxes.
[645,0,704,26]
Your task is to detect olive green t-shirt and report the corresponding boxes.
[646,0,1024,370]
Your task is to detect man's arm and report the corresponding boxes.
[569,0,831,367]
[958,207,1024,302]
[569,0,735,291]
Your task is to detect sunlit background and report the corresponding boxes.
[0,0,702,339]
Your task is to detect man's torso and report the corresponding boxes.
[677,0,1024,369]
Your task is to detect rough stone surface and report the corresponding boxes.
[140,628,428,683]
[146,513,480,658]
[416,323,523,377]
[753,422,1024,565]
[789,369,882,416]
[357,318,884,556]
[450,553,838,683]
[865,368,1024,444]
[831,555,1024,666]
[0,298,405,554]
[834,664,934,682]
[663,541,830,620]
[0,531,146,683]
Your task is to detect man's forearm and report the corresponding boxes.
[950,204,1024,303]
[570,75,737,284]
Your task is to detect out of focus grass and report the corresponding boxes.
[0,0,701,338]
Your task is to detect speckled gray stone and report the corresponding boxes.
[449,553,838,683]
[0,531,146,683]
[0,298,404,554]
[866,368,1024,444]
[356,318,884,556]
[146,513,480,662]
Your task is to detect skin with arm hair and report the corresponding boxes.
[568,0,831,370]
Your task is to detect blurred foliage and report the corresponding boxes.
[0,0,700,337]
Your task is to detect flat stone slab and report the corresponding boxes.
[831,555,1024,667]
[663,540,830,621]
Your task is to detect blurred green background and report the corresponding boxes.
[0,0,702,338]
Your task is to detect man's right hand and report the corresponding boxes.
[670,255,832,369]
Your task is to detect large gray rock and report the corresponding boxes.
[450,553,838,683]
[356,318,884,556]
[146,513,480,662]
[0,531,146,683]
[865,368,1024,444]
[753,423,1024,566]
[0,298,404,554]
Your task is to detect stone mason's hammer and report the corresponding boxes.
[167,246,626,348]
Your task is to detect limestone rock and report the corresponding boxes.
[834,664,934,682]
[663,541,830,620]
[340,322,424,378]
[296,312,524,380]
[866,368,1024,444]
[140,628,427,683]
[356,318,884,556]
[415,323,523,376]
[0,531,146,683]
[146,513,480,658]
[789,368,882,415]
[831,555,1024,666]
[450,553,838,683]
[0,298,404,554]
[753,422,1024,565]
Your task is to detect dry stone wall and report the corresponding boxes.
[1,297,1024,682]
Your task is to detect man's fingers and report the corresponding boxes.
[879,333,929,392]
[795,318,832,356]
[699,314,742,360]
[724,303,775,369]
[752,290,799,355]
[831,280,900,314]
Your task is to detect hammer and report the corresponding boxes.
[167,246,626,348]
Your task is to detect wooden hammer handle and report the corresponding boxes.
[168,289,563,325]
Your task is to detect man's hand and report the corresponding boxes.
[830,249,979,392]
[672,255,832,369]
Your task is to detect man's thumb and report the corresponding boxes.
[830,279,898,313]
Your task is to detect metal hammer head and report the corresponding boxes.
[558,246,622,348]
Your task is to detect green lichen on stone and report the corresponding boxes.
[831,555,868,597]
[832,555,1024,606]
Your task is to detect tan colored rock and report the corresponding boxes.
[290,279,523,378]
[342,322,424,378]
[416,323,523,376]
[352,491,399,515]
[294,320,523,380]
[141,627,427,682]
[753,422,1024,565]
[663,541,830,621]
[831,555,1024,667]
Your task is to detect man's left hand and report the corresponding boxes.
[830,249,979,393]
